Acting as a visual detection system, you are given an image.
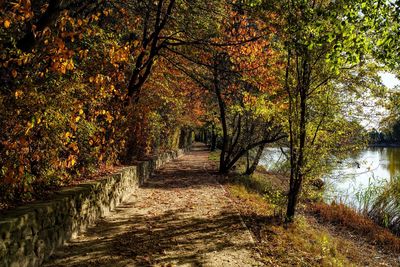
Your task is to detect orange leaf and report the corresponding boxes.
[15,90,23,98]
[4,20,11,28]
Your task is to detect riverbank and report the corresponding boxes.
[369,143,400,147]
[209,151,400,265]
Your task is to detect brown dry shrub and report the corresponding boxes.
[310,202,400,253]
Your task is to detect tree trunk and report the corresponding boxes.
[286,176,302,221]
[127,0,175,103]
[285,50,310,223]
[211,124,217,151]
[213,56,229,174]
[245,144,265,175]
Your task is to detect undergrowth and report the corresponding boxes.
[367,175,400,234]
[227,183,354,266]
[310,202,400,253]
[210,149,400,265]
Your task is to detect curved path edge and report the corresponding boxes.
[44,143,263,267]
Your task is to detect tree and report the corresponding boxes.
[274,0,375,221]
[126,56,205,157]
[0,0,221,202]
[164,6,287,174]
[371,0,400,70]
[0,1,139,199]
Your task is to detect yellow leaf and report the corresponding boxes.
[67,155,77,167]
[25,122,34,135]
[4,20,11,28]
[106,115,113,123]
[11,69,17,78]
[15,90,23,99]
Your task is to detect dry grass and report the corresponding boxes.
[226,182,400,266]
[210,149,400,265]
[227,183,354,266]
[310,202,400,254]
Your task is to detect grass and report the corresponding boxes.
[208,150,221,162]
[227,181,400,266]
[227,183,356,266]
[310,202,400,253]
[209,150,400,265]
[367,175,400,234]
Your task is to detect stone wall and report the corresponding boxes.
[0,149,186,267]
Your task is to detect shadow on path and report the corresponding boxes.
[46,209,254,266]
[44,143,261,266]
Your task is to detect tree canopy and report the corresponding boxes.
[0,0,398,221]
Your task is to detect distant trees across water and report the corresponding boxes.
[368,123,400,145]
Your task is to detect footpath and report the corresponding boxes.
[44,143,262,266]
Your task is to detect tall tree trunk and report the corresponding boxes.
[245,144,265,175]
[286,177,301,219]
[126,0,175,103]
[211,123,217,151]
[286,50,310,223]
[213,56,229,174]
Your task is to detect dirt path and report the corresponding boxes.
[44,143,262,267]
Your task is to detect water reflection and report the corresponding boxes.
[259,147,288,171]
[385,147,400,178]
[260,147,400,208]
[325,147,400,207]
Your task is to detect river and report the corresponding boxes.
[260,147,400,209]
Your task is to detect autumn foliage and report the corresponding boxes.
[0,1,204,204]
[0,0,397,240]
[310,202,400,253]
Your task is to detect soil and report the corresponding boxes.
[44,143,262,267]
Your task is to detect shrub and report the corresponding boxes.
[311,202,400,253]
